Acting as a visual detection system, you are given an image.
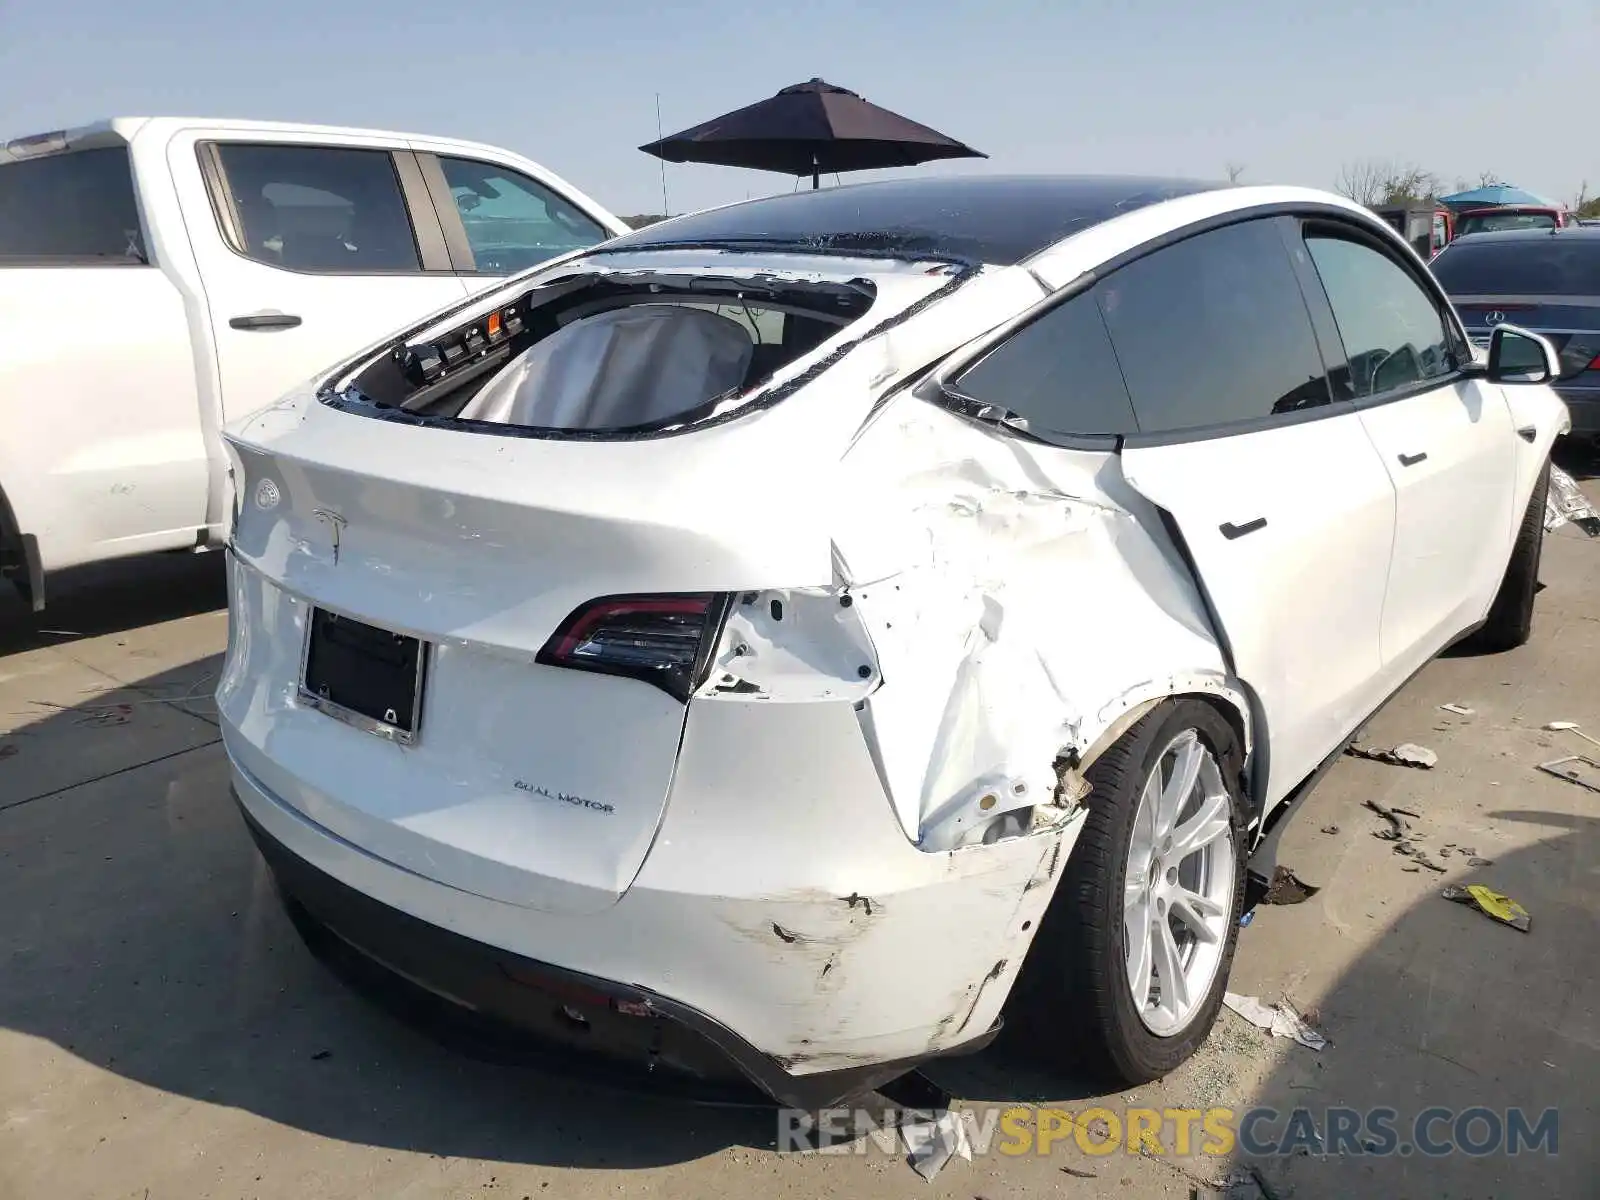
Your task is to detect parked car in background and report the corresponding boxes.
[219,176,1565,1106]
[1373,201,1453,258]
[1431,226,1600,435]
[1454,205,1570,237]
[0,118,626,610]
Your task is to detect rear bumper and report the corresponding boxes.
[239,795,1000,1107]
[226,710,1070,1105]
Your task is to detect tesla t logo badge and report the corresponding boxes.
[1486,311,1506,326]
[312,508,346,565]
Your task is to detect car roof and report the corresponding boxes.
[1449,225,1600,245]
[600,175,1231,266]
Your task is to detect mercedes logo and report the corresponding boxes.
[1485,310,1506,326]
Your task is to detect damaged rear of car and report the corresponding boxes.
[221,176,1558,1105]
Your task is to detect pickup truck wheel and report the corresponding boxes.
[1017,699,1247,1086]
[1466,457,1549,654]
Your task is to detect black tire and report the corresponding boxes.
[1466,457,1549,653]
[1014,698,1248,1087]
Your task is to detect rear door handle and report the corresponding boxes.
[229,310,302,331]
[1516,425,1538,443]
[1398,451,1428,467]
[1220,517,1267,540]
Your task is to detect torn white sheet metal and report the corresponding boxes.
[1222,992,1328,1051]
[1545,464,1600,536]
[834,397,1249,848]
[704,588,881,702]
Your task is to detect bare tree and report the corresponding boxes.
[1224,161,1246,184]
[1574,182,1600,219]
[1337,160,1440,207]
[1336,160,1389,206]
[1478,170,1504,188]
[1380,166,1441,205]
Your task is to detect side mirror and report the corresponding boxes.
[1487,324,1560,384]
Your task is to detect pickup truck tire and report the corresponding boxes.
[0,484,43,612]
[1466,457,1549,654]
[1014,698,1247,1087]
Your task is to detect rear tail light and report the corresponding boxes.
[1589,354,1600,371]
[538,594,731,701]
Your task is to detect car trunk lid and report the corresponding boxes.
[223,394,838,914]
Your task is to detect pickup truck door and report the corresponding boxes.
[1298,225,1519,676]
[165,128,469,427]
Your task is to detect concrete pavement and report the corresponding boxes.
[2,497,1596,1199]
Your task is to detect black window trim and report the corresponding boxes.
[929,204,1365,451]
[196,139,455,277]
[0,143,154,268]
[1295,214,1474,413]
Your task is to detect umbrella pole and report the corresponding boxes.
[812,154,820,191]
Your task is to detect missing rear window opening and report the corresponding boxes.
[347,275,873,434]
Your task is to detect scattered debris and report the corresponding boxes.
[1544,721,1600,753]
[1439,703,1475,717]
[1262,866,1320,905]
[1544,464,1600,536]
[1319,824,1339,834]
[1443,884,1531,933]
[1060,1166,1097,1179]
[901,1108,973,1181]
[1413,853,1447,874]
[1537,754,1600,793]
[1239,910,1255,928]
[1364,798,1409,840]
[1401,865,1420,873]
[0,743,17,762]
[310,1049,332,1061]
[1223,992,1327,1051]
[1346,742,1437,769]
[1467,856,1493,867]
[1390,806,1422,818]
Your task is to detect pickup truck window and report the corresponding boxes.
[0,146,146,264]
[438,156,609,274]
[213,144,422,273]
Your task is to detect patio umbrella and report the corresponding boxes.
[640,78,985,190]
[1439,184,1557,210]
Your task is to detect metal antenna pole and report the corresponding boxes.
[655,93,670,216]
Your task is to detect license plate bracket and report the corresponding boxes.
[300,607,426,743]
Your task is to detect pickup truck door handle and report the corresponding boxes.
[1398,451,1428,467]
[1516,425,1538,443]
[1219,517,1267,540]
[229,311,302,331]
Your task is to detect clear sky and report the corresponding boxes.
[1,0,1594,217]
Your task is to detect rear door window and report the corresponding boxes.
[949,291,1138,439]
[0,146,146,264]
[438,157,609,275]
[213,144,421,273]
[1431,238,1600,296]
[1455,211,1558,237]
[1305,232,1460,398]
[1096,219,1334,435]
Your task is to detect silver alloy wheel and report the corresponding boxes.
[1123,729,1236,1037]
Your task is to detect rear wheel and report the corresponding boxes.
[1466,457,1549,653]
[1017,699,1247,1085]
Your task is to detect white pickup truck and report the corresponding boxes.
[0,117,627,610]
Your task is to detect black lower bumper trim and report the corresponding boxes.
[236,795,999,1109]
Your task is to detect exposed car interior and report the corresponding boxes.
[345,271,875,432]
